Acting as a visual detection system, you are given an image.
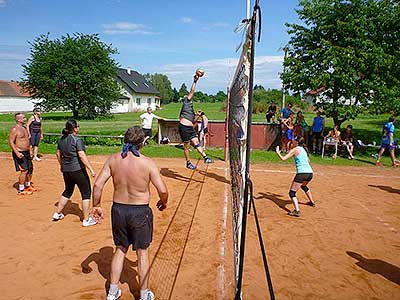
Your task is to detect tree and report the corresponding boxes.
[143,73,174,104]
[178,83,188,98]
[282,0,400,127]
[172,88,180,102]
[21,33,120,119]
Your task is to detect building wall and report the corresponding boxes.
[111,91,159,113]
[0,97,36,113]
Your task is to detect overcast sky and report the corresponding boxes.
[0,0,300,94]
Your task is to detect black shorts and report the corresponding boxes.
[294,173,313,183]
[111,202,153,250]
[12,150,33,174]
[203,127,208,134]
[143,128,152,137]
[30,131,41,147]
[179,123,197,143]
[62,168,91,199]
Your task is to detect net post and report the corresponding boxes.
[224,87,230,162]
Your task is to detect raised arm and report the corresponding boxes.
[276,146,296,161]
[149,160,168,211]
[187,75,199,100]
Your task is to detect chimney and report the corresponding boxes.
[127,67,131,75]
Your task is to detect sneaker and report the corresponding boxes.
[204,156,214,163]
[33,156,42,161]
[186,161,197,170]
[393,162,400,168]
[18,190,33,196]
[82,216,97,227]
[288,210,301,217]
[107,288,121,300]
[375,161,383,167]
[25,186,37,192]
[306,201,316,207]
[140,290,155,300]
[52,212,65,221]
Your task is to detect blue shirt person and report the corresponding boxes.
[376,116,399,167]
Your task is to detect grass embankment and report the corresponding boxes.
[0,103,396,166]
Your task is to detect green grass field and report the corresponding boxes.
[0,103,397,166]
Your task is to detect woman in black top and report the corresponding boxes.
[27,108,43,161]
[52,120,97,227]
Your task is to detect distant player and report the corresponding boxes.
[197,111,209,150]
[178,70,213,170]
[376,116,399,167]
[9,112,36,195]
[139,107,161,141]
[276,136,315,217]
[91,126,168,300]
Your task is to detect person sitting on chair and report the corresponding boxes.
[341,125,354,160]
[325,125,341,159]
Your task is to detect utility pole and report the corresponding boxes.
[282,47,288,110]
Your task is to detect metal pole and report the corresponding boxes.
[282,47,288,110]
[246,0,250,19]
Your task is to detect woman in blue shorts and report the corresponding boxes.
[276,136,315,217]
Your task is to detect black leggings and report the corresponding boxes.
[62,169,91,200]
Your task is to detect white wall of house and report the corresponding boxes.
[111,91,160,113]
[303,94,357,106]
[0,97,37,113]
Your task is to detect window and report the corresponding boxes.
[144,82,149,88]
[147,98,151,105]
[136,98,141,105]
[131,80,138,86]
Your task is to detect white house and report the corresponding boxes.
[303,87,357,106]
[112,67,160,113]
[0,80,37,113]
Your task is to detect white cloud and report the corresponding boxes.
[161,55,284,94]
[0,0,6,8]
[102,22,160,35]
[181,17,192,24]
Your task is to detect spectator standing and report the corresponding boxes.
[27,108,43,161]
[266,101,277,123]
[311,111,325,154]
[376,116,399,167]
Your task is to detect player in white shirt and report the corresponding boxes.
[139,107,160,141]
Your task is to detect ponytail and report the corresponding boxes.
[294,136,309,156]
[61,119,78,138]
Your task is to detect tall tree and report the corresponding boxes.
[143,73,174,104]
[178,83,188,98]
[282,0,400,126]
[21,33,120,119]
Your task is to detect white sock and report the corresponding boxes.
[25,181,31,187]
[108,284,119,296]
[19,184,25,192]
[140,289,149,299]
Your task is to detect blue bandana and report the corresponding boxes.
[121,143,140,158]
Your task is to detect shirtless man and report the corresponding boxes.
[91,126,168,300]
[178,71,213,170]
[9,112,36,195]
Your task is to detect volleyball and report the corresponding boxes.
[196,69,205,77]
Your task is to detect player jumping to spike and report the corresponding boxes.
[178,70,213,170]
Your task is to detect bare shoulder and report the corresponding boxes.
[141,155,158,169]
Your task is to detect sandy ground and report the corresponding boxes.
[0,153,399,300]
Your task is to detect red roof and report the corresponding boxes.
[0,80,31,97]
[305,86,326,96]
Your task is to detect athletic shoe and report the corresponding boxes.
[107,288,121,300]
[306,201,316,207]
[25,186,37,193]
[288,210,301,217]
[140,290,155,300]
[82,216,97,227]
[393,162,400,168]
[186,161,197,170]
[18,190,33,196]
[33,156,42,161]
[375,161,383,167]
[52,212,65,221]
[204,157,214,163]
